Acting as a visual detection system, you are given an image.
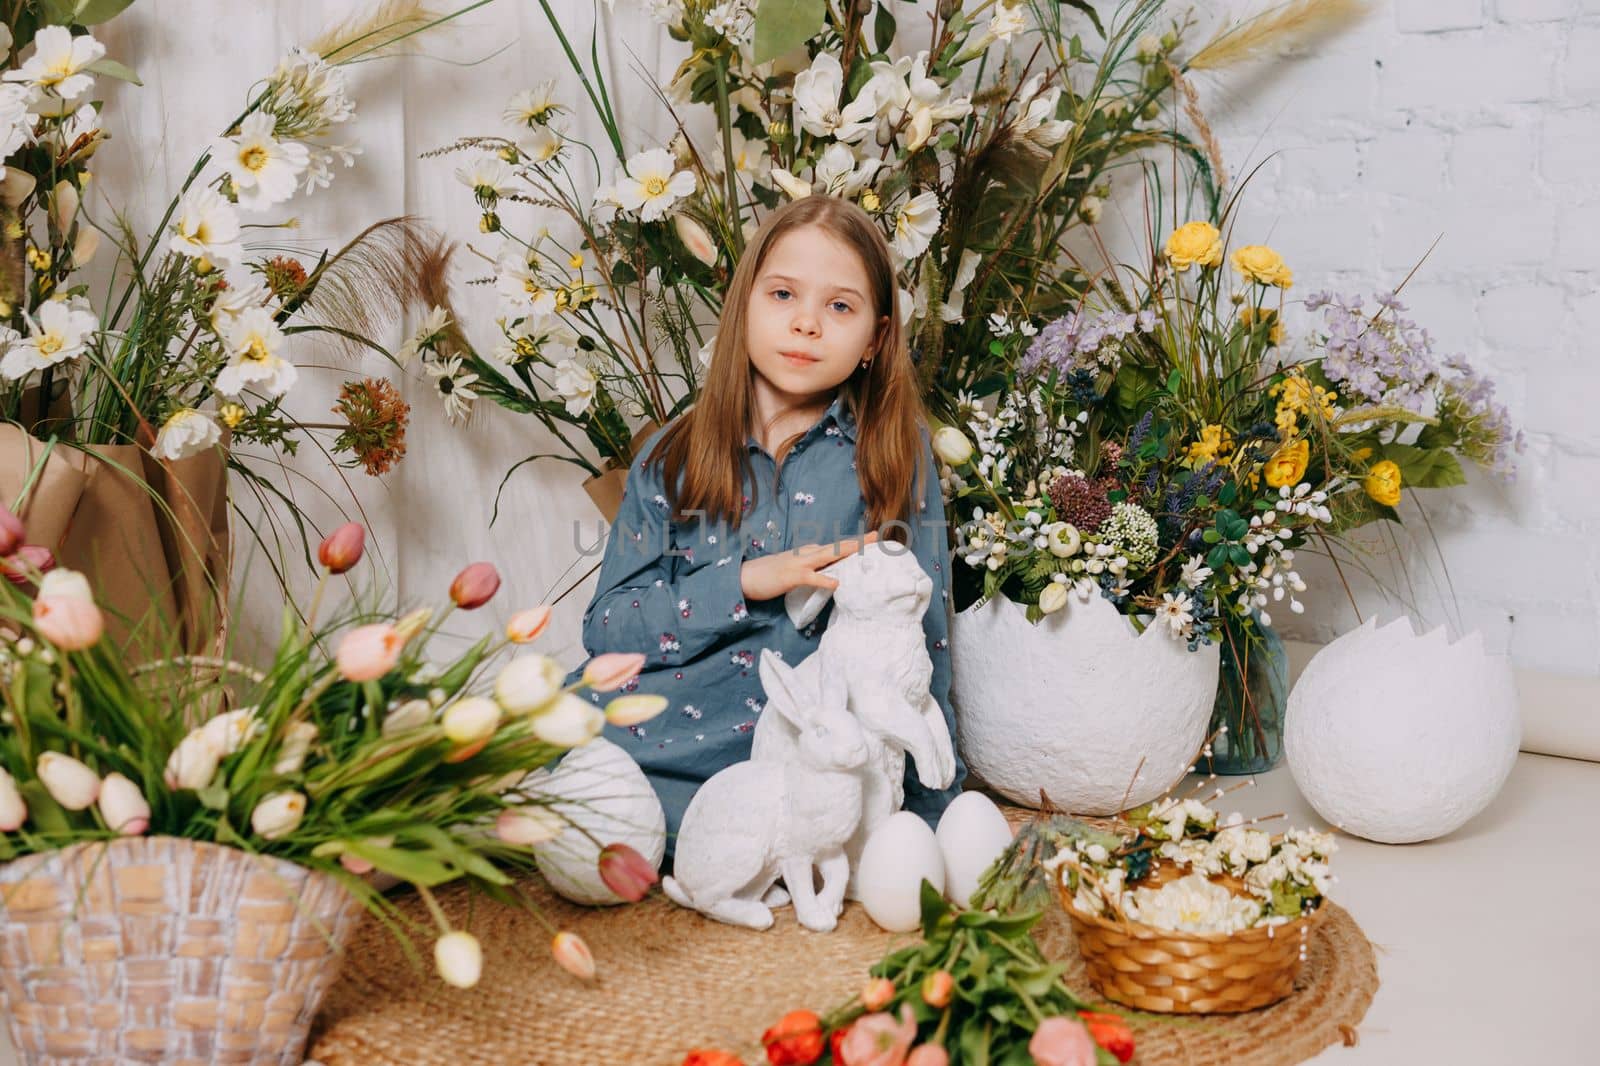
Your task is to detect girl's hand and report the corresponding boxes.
[740,532,880,602]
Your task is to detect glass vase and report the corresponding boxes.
[1205,618,1289,775]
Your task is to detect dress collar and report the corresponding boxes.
[746,392,858,452]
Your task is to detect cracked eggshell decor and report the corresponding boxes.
[950,593,1221,815]
[1285,618,1520,845]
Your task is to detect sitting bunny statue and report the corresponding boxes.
[753,540,956,895]
[661,649,870,932]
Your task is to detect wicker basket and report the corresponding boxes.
[0,836,365,1064]
[1059,860,1327,1014]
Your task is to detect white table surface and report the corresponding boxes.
[2,753,1595,1065]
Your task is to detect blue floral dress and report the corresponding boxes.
[565,393,965,852]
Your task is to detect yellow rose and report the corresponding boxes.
[1364,460,1402,507]
[1230,244,1293,288]
[1164,221,1222,271]
[1263,438,1310,488]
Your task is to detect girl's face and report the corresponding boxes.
[744,224,883,408]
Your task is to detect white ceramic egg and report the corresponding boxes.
[935,792,1014,906]
[855,811,946,932]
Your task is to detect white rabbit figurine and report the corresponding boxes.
[661,649,869,932]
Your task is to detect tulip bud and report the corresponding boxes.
[761,1010,825,1066]
[201,708,260,755]
[250,790,306,839]
[37,567,93,602]
[582,652,646,693]
[0,507,22,556]
[434,930,483,989]
[682,1052,744,1066]
[32,595,104,650]
[921,970,955,1008]
[860,977,895,1011]
[597,842,659,902]
[449,562,501,610]
[907,1046,950,1066]
[164,731,224,791]
[1038,582,1069,615]
[505,606,553,644]
[441,696,501,746]
[97,772,150,835]
[338,835,393,876]
[673,213,719,266]
[395,606,433,642]
[0,768,28,831]
[318,522,366,574]
[604,694,667,727]
[382,698,434,736]
[530,693,604,748]
[493,655,565,716]
[495,805,564,846]
[336,623,403,682]
[272,721,318,775]
[37,752,101,810]
[2,543,54,586]
[550,930,595,981]
[932,426,974,466]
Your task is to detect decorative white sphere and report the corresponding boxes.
[520,737,667,905]
[1285,618,1520,844]
[951,594,1220,814]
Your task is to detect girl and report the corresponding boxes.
[567,196,964,849]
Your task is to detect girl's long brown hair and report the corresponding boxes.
[646,197,927,542]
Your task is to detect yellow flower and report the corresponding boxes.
[1230,244,1293,288]
[859,189,881,213]
[1164,221,1222,271]
[1238,305,1285,346]
[568,252,584,270]
[218,403,246,429]
[1263,438,1310,488]
[1364,460,1402,507]
[1184,423,1234,466]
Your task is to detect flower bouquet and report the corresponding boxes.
[0,503,664,1062]
[1047,788,1336,1014]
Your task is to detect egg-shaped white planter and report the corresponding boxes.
[1285,618,1519,844]
[520,737,667,905]
[951,593,1221,814]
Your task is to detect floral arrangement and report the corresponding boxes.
[416,0,1365,482]
[0,502,664,988]
[1047,793,1336,936]
[0,4,476,489]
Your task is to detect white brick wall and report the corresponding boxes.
[1189,1,1600,676]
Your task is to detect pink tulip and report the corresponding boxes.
[2,543,54,586]
[1028,1017,1098,1066]
[318,522,366,574]
[582,652,646,692]
[97,772,151,835]
[551,931,596,981]
[597,843,659,902]
[920,970,954,1008]
[0,768,28,831]
[496,806,563,846]
[32,595,103,651]
[906,1047,949,1066]
[335,623,402,681]
[449,562,501,610]
[0,507,22,556]
[839,1005,917,1066]
[505,606,553,644]
[859,977,895,1012]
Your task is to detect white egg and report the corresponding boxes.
[935,792,1014,906]
[856,811,945,932]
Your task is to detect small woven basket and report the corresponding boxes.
[0,836,365,1064]
[1059,860,1327,1014]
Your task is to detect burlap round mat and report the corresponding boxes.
[309,869,1377,1065]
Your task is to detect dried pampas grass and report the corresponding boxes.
[1188,0,1371,72]
[308,1,457,64]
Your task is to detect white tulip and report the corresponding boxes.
[250,790,306,840]
[382,698,434,736]
[530,693,604,748]
[931,426,974,466]
[495,805,564,847]
[442,697,501,745]
[97,772,150,835]
[37,752,100,810]
[0,768,27,831]
[271,722,318,775]
[200,708,260,755]
[434,930,483,989]
[493,656,564,717]
[37,568,93,603]
[164,731,223,791]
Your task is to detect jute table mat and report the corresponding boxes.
[309,866,1377,1065]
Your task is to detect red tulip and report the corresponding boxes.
[1078,1011,1135,1064]
[449,562,501,609]
[597,842,659,902]
[2,544,55,586]
[0,507,22,556]
[318,522,366,574]
[683,1052,744,1066]
[828,1029,850,1065]
[762,1010,824,1065]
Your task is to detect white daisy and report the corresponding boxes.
[503,83,562,128]
[264,47,354,138]
[494,247,560,316]
[1157,592,1194,636]
[397,305,451,367]
[153,409,223,461]
[0,299,98,379]
[427,356,479,423]
[215,307,297,398]
[516,122,565,165]
[609,148,695,223]
[1180,555,1214,590]
[4,26,104,104]
[456,155,513,199]
[208,268,277,333]
[889,190,941,260]
[168,187,243,268]
[215,111,310,212]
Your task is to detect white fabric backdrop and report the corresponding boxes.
[82,1,1594,677]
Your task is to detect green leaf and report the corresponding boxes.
[873,3,897,53]
[753,0,825,65]
[1228,544,1251,567]
[1206,545,1228,570]
[1201,528,1220,544]
[17,781,70,834]
[345,840,460,886]
[1219,483,1238,506]
[1164,368,1181,394]
[1059,0,1106,37]
[40,0,134,24]
[197,784,229,811]
[919,878,952,934]
[86,58,141,85]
